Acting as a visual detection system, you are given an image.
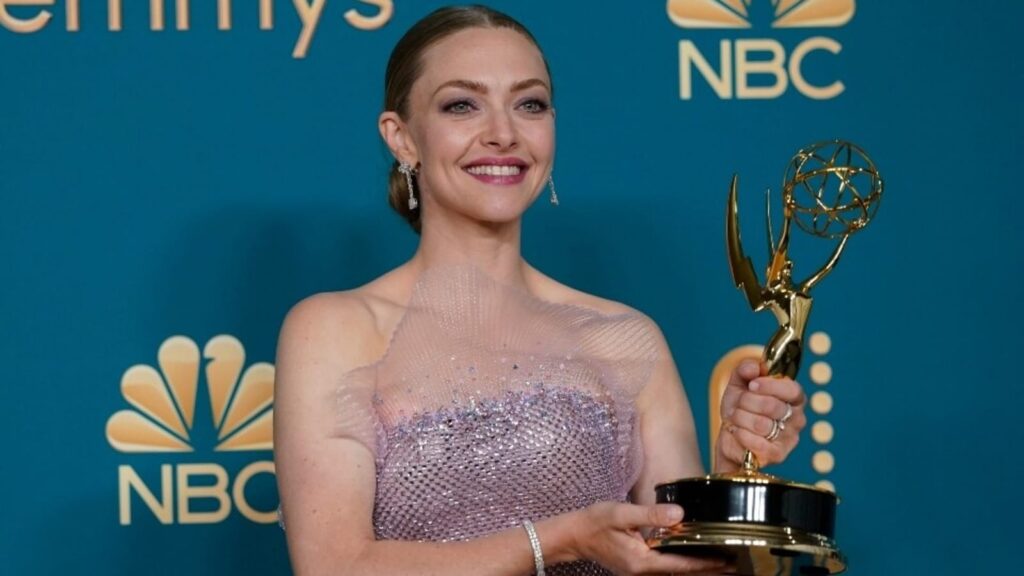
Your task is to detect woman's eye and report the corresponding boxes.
[520,99,551,114]
[442,100,476,114]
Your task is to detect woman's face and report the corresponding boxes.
[400,27,555,227]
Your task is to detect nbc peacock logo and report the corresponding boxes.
[107,335,278,526]
[666,0,856,99]
[667,0,854,29]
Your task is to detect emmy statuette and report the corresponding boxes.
[648,141,884,576]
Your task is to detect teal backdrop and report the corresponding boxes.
[3,1,1021,574]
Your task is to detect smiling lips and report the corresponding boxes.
[464,158,528,185]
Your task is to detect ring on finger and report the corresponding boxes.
[780,402,793,424]
[765,419,782,441]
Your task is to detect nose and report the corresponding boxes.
[482,109,517,150]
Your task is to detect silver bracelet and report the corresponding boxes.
[522,520,546,576]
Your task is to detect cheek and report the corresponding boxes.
[414,131,473,200]
[419,126,474,170]
[525,122,556,159]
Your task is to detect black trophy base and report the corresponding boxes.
[649,473,845,576]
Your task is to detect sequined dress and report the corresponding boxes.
[335,267,659,575]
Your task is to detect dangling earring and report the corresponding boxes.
[548,174,559,206]
[398,162,418,210]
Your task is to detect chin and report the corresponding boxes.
[473,197,537,223]
[475,212,526,227]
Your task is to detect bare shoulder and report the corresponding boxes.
[566,288,647,318]
[529,267,669,344]
[277,272,411,376]
[532,269,657,322]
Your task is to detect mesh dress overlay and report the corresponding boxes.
[332,266,660,575]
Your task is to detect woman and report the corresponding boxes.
[274,6,806,575]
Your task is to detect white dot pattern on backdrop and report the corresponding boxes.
[813,450,835,474]
[812,421,834,444]
[809,332,832,355]
[810,361,832,385]
[810,391,833,414]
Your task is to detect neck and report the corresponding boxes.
[409,209,530,288]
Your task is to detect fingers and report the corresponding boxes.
[716,424,750,466]
[582,503,730,575]
[592,502,686,530]
[732,427,787,465]
[729,396,803,434]
[733,391,806,427]
[748,377,805,406]
[735,390,788,420]
[730,408,775,438]
[615,536,728,575]
[626,504,685,529]
[728,376,806,428]
[726,359,763,390]
[721,369,804,435]
[634,550,728,575]
[721,375,808,466]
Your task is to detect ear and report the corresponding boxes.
[379,111,419,166]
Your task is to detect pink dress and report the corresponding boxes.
[334,267,659,575]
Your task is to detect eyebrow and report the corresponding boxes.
[432,78,550,97]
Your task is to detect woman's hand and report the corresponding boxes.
[716,360,807,471]
[567,502,728,575]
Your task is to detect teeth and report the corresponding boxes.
[466,165,522,176]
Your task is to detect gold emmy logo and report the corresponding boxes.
[0,0,394,58]
[667,0,855,29]
[108,335,278,525]
[666,0,855,100]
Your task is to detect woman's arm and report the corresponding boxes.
[630,323,706,506]
[274,294,727,576]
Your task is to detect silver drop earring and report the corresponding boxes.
[548,174,559,206]
[398,162,418,210]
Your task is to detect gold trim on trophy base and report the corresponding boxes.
[705,467,837,493]
[647,521,846,575]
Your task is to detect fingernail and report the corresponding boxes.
[667,505,684,522]
[749,379,761,392]
[741,360,758,373]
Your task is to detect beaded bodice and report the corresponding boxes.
[335,267,658,575]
